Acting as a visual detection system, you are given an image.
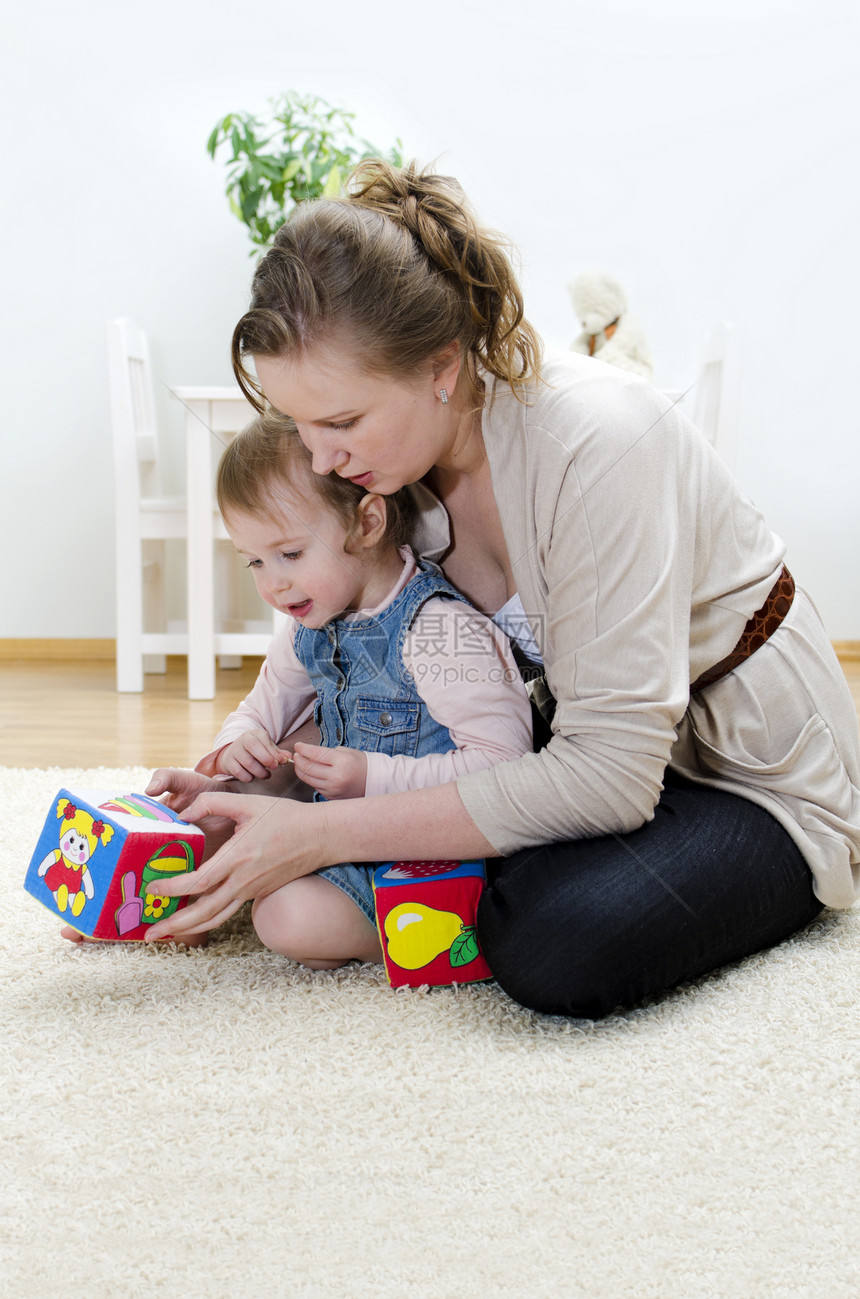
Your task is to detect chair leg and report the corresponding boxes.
[116,534,145,693]
[187,525,216,700]
[142,553,167,674]
[215,543,242,670]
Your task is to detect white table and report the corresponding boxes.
[172,385,280,699]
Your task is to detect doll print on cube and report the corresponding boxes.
[24,791,204,940]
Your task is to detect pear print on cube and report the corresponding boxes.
[372,859,491,988]
[24,789,204,940]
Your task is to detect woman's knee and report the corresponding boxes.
[476,878,625,1019]
[476,818,825,1019]
[475,833,693,1018]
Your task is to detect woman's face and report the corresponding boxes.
[254,344,452,496]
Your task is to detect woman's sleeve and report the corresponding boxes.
[454,393,705,853]
[362,600,533,796]
[195,621,317,775]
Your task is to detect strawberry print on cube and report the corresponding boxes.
[23,789,204,940]
[372,859,491,989]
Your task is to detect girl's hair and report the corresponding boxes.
[217,408,416,550]
[231,158,542,410]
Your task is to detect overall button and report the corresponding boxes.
[378,711,392,727]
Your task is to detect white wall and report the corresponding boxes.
[3,0,858,638]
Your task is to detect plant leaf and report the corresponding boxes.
[210,91,405,246]
[322,165,342,197]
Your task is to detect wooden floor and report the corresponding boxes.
[1,654,859,772]
[0,656,264,769]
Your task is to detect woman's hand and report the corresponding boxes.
[142,792,330,943]
[215,728,294,782]
[292,742,368,800]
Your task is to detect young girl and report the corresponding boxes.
[191,408,532,969]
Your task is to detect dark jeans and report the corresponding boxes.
[476,770,823,1019]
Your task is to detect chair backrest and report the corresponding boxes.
[107,316,162,503]
[691,322,744,471]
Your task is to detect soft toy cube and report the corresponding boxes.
[372,859,491,988]
[24,789,204,941]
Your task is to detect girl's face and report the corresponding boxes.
[254,343,457,496]
[225,490,386,629]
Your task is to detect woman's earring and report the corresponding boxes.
[439,389,449,405]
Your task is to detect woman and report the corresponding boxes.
[147,161,860,1017]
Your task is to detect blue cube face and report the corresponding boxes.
[24,790,128,936]
[23,789,202,939]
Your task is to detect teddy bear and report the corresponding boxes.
[569,271,654,380]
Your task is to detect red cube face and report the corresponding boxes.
[372,860,491,989]
[24,789,204,940]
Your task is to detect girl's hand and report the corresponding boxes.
[292,742,368,800]
[142,793,329,942]
[215,728,293,782]
[145,767,241,863]
[145,767,225,814]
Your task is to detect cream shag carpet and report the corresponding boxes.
[3,766,859,1299]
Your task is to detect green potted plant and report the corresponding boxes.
[207,91,403,252]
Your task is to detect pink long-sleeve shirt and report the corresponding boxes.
[196,549,533,795]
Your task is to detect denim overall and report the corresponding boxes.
[293,560,467,922]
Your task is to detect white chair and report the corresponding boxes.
[109,317,188,691]
[663,322,744,472]
[171,385,287,699]
[108,318,276,694]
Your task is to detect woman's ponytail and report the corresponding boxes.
[232,159,542,408]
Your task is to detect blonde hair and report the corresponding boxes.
[231,159,542,409]
[217,409,415,550]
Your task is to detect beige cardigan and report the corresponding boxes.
[413,352,860,908]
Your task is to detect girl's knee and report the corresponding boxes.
[252,887,310,959]
[251,877,380,968]
[252,892,280,952]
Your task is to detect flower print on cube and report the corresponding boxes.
[372,860,492,989]
[23,789,204,940]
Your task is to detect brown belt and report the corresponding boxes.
[690,566,795,694]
